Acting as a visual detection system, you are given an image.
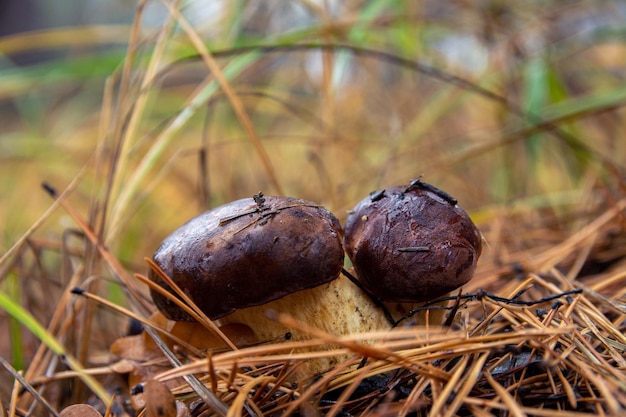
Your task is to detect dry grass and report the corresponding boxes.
[1,1,626,416]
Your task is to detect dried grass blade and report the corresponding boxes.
[443,352,489,417]
[577,308,626,367]
[429,355,469,416]
[42,183,150,312]
[577,282,626,316]
[227,376,272,417]
[531,198,626,270]
[0,356,59,417]
[23,265,84,382]
[325,361,378,417]
[9,371,19,417]
[281,361,354,416]
[159,0,282,195]
[140,261,237,350]
[107,0,179,239]
[72,288,203,356]
[0,165,88,269]
[483,370,526,417]
[554,366,577,409]
[208,353,218,393]
[108,53,257,240]
[568,355,620,413]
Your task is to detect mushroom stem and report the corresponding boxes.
[216,275,391,378]
[340,267,447,327]
[219,276,449,380]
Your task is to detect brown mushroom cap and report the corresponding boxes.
[149,195,344,320]
[343,181,482,303]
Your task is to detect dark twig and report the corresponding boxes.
[443,290,463,327]
[395,289,583,326]
[476,288,582,306]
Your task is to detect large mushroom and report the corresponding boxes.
[343,180,483,325]
[148,194,390,375]
[148,184,482,378]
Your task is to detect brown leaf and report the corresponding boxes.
[143,380,177,417]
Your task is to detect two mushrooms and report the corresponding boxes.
[148,180,482,374]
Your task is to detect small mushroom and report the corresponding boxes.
[343,180,482,324]
[149,194,390,376]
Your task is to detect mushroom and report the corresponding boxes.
[148,185,482,378]
[343,180,482,325]
[149,193,390,376]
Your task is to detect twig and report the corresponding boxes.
[396,288,583,326]
[0,356,60,417]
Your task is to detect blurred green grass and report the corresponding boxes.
[0,0,625,405]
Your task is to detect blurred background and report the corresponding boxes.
[2,0,624,245]
[1,0,625,403]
